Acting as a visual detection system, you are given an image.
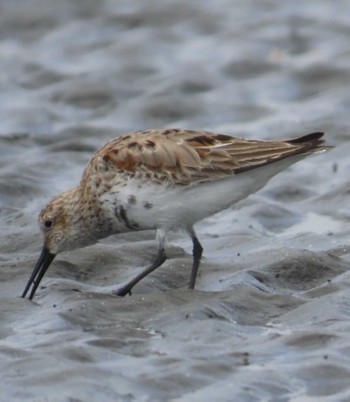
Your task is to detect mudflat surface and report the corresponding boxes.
[1,1,350,401]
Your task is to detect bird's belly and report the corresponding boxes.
[100,155,302,232]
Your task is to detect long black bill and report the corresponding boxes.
[22,246,56,300]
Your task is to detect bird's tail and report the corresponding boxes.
[286,132,332,154]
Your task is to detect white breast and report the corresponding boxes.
[100,153,307,233]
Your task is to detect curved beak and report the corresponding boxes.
[22,246,56,300]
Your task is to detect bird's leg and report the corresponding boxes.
[188,229,203,290]
[114,230,167,296]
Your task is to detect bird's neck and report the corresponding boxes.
[73,183,115,242]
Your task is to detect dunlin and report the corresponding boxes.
[22,129,329,300]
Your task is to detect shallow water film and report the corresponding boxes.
[1,1,350,401]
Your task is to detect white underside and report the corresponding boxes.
[101,153,308,234]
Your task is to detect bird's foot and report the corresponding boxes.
[112,286,132,297]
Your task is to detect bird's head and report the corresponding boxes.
[22,187,96,300]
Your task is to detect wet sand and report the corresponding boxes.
[1,1,350,400]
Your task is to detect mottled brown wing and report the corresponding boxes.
[98,129,325,186]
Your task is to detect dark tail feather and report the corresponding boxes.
[287,132,324,145]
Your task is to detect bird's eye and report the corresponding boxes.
[44,220,53,228]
